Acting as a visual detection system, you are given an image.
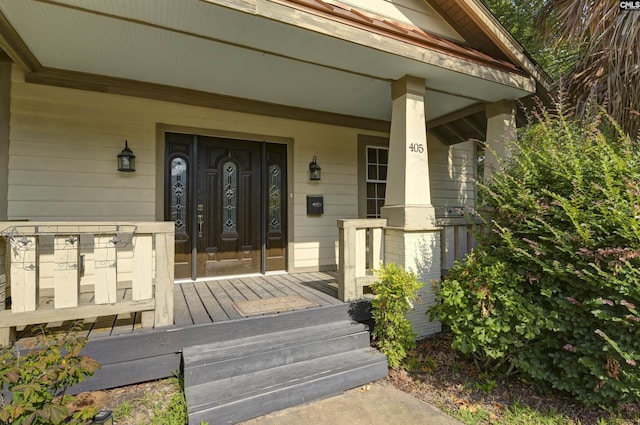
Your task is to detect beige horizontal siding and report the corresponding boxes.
[428,137,476,212]
[7,66,477,273]
[7,66,387,271]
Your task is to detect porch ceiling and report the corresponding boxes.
[0,0,536,122]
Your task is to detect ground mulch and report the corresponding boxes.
[384,332,640,425]
[76,332,640,425]
[71,379,179,425]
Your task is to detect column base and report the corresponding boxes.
[380,205,437,230]
[383,227,442,338]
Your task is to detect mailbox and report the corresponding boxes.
[307,195,324,215]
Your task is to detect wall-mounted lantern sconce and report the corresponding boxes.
[309,155,321,181]
[117,140,136,172]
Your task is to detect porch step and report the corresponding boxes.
[182,308,388,425]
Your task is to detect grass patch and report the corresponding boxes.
[107,377,191,425]
[147,384,188,425]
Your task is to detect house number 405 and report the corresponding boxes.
[408,143,424,153]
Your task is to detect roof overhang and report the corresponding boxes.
[0,0,537,127]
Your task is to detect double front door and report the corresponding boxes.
[165,133,287,280]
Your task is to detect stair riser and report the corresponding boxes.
[186,350,387,411]
[184,332,370,387]
[188,361,389,425]
[198,304,351,342]
[183,321,366,367]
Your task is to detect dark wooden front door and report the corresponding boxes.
[165,133,287,280]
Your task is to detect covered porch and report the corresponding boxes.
[0,220,346,345]
[14,271,343,342]
[0,217,474,346]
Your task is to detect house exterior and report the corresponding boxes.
[0,0,548,338]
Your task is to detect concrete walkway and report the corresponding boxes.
[239,383,464,425]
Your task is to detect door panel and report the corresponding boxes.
[165,133,287,279]
[265,143,287,271]
[197,137,261,277]
[165,133,193,280]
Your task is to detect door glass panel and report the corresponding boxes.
[222,161,237,233]
[170,157,188,233]
[268,165,282,232]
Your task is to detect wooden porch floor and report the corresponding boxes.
[16,271,341,342]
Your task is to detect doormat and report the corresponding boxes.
[233,295,319,317]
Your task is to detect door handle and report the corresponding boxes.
[197,214,204,237]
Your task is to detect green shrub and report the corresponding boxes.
[430,105,640,407]
[0,324,101,424]
[371,263,423,368]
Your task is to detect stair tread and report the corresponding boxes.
[188,359,388,425]
[185,348,386,411]
[183,332,371,387]
[183,320,367,366]
[188,359,388,424]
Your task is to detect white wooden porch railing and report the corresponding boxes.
[0,222,174,346]
[337,219,386,302]
[337,217,478,302]
[438,217,478,274]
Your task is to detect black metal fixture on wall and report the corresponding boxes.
[309,155,321,181]
[117,140,136,172]
[91,410,113,424]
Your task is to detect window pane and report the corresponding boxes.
[378,183,386,198]
[368,165,377,180]
[379,165,387,181]
[367,147,377,163]
[378,148,388,164]
[367,200,377,216]
[367,182,376,197]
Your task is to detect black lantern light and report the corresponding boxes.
[309,155,321,181]
[117,140,136,172]
[91,410,114,425]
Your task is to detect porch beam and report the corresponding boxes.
[484,99,516,181]
[462,116,484,137]
[25,68,391,133]
[426,102,485,129]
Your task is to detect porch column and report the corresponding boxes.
[381,75,441,338]
[381,75,435,228]
[484,99,517,181]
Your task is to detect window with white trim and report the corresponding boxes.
[366,146,388,218]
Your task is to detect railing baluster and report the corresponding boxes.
[371,227,384,270]
[132,234,152,301]
[9,236,38,312]
[54,235,80,309]
[355,228,366,278]
[94,234,117,304]
[153,229,174,328]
